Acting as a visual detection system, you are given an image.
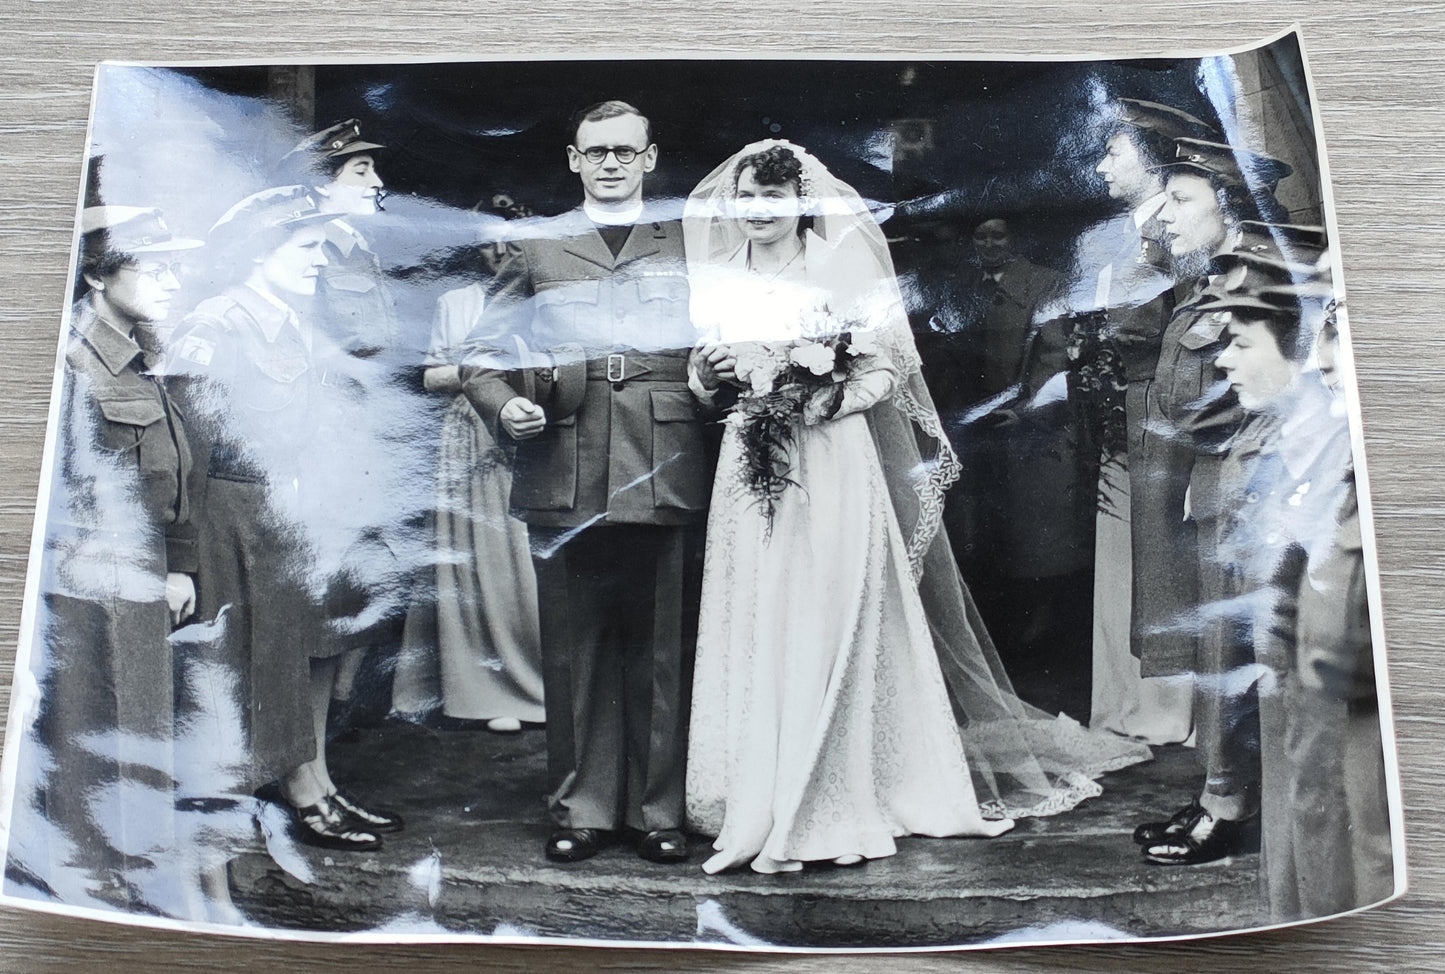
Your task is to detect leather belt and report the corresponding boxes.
[584,352,689,384]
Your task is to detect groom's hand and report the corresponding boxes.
[500,397,547,440]
[701,343,739,385]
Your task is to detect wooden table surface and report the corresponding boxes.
[1,2,1440,970]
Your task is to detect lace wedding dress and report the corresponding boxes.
[682,141,1151,875]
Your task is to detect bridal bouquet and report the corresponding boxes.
[726,323,880,534]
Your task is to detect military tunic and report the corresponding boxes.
[23,295,194,893]
[1221,381,1394,920]
[309,219,416,659]
[1133,277,1243,678]
[168,285,321,789]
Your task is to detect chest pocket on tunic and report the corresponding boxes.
[245,352,310,413]
[324,272,380,326]
[631,277,690,349]
[636,276,687,303]
[326,272,376,295]
[533,281,600,343]
[95,395,166,454]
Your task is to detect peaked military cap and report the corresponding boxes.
[1212,248,1317,286]
[1192,291,1298,320]
[1156,138,1293,192]
[1116,98,1220,143]
[278,118,385,172]
[1198,244,1335,317]
[80,206,203,254]
[207,185,334,255]
[1255,252,1335,311]
[1238,220,1328,252]
[1215,222,1331,294]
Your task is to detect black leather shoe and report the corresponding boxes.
[546,828,605,863]
[1132,799,1204,845]
[637,828,689,864]
[330,792,405,833]
[1142,811,1259,865]
[291,795,382,852]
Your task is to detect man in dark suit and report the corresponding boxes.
[938,217,1094,719]
[461,101,710,864]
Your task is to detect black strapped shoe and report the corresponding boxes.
[1142,810,1260,866]
[637,829,689,864]
[330,792,404,834]
[290,795,382,852]
[546,828,607,863]
[1132,799,1205,845]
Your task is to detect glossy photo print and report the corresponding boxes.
[0,29,1406,950]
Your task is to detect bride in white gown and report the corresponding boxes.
[683,140,1151,875]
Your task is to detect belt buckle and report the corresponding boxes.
[607,353,626,384]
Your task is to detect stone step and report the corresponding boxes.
[227,722,1262,948]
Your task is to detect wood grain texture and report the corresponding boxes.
[0,1,1440,969]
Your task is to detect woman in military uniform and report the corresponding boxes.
[168,186,395,853]
[1130,140,1292,866]
[14,205,202,913]
[1208,275,1394,919]
[278,120,423,737]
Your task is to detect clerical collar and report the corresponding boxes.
[584,200,644,226]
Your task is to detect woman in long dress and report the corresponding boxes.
[1075,109,1196,745]
[683,141,1149,875]
[392,280,545,730]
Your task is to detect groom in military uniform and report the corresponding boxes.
[461,100,710,864]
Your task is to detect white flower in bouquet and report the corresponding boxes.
[847,327,881,357]
[734,342,786,395]
[797,306,836,340]
[789,341,836,376]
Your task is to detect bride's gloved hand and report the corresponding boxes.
[802,382,845,426]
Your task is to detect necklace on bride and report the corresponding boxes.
[746,240,804,284]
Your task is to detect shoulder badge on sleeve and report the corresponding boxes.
[174,331,217,366]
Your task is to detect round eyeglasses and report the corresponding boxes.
[124,261,184,282]
[576,145,646,165]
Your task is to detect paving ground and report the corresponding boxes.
[227,720,1263,948]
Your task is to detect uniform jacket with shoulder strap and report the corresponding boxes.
[166,284,317,490]
[59,294,196,580]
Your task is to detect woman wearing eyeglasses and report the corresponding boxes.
[14,205,206,914]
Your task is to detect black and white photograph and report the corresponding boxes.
[0,29,1406,951]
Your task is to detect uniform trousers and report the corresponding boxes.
[531,523,694,833]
